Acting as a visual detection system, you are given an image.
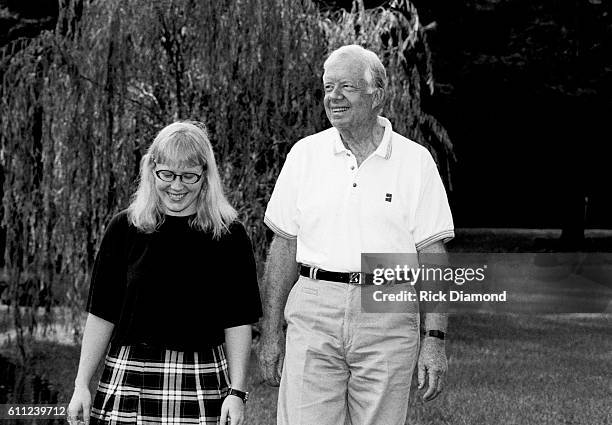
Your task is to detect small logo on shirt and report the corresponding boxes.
[385,193,392,202]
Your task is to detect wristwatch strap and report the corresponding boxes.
[422,330,445,340]
[227,388,249,403]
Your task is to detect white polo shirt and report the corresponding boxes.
[264,116,454,272]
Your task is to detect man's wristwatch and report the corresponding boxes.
[422,330,445,340]
[226,387,249,403]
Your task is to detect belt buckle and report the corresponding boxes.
[349,272,360,285]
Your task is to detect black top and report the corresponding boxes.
[86,210,262,351]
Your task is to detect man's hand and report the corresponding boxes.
[257,331,286,386]
[417,336,447,402]
[258,235,296,387]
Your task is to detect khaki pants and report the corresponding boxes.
[278,276,420,425]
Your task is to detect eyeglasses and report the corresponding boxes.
[155,169,203,184]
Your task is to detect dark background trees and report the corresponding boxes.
[416,0,611,244]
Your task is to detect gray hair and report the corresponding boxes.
[323,45,388,92]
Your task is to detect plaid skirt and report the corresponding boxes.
[90,343,229,425]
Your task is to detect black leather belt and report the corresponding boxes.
[299,264,373,285]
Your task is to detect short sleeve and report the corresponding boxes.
[221,222,263,328]
[85,212,128,323]
[264,148,300,239]
[413,151,455,250]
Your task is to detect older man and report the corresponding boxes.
[259,45,454,425]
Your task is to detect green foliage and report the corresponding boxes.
[0,0,452,349]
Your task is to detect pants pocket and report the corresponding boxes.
[284,279,301,320]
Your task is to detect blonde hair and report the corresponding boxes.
[127,121,237,238]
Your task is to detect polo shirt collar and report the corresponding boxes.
[332,132,348,155]
[375,116,393,160]
[332,116,393,160]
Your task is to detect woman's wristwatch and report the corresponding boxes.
[227,387,249,403]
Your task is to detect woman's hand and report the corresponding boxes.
[220,395,245,425]
[67,314,114,424]
[67,385,91,425]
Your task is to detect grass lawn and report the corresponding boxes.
[404,314,612,425]
[7,313,608,424]
[1,316,611,424]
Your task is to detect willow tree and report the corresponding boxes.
[0,0,452,355]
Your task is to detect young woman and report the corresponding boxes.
[67,121,261,425]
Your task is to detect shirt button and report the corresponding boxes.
[350,166,355,170]
[346,152,350,156]
[353,183,357,187]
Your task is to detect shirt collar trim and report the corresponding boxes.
[332,131,348,155]
[375,116,393,160]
